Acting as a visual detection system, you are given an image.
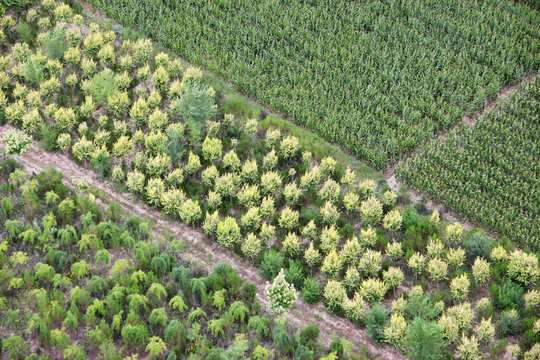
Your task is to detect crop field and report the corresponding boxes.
[397,78,540,250]
[88,0,539,169]
[0,1,539,360]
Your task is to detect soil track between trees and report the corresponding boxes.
[384,73,538,235]
[0,125,403,360]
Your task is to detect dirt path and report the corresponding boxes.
[384,73,538,234]
[0,125,404,360]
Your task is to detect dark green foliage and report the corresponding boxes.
[16,20,32,44]
[121,324,149,350]
[205,348,227,360]
[498,310,521,336]
[273,324,292,354]
[260,250,283,280]
[405,317,446,360]
[164,320,186,347]
[170,82,217,124]
[285,260,306,289]
[240,281,257,303]
[299,324,320,344]
[464,232,492,261]
[1,197,13,216]
[365,305,388,342]
[151,254,171,277]
[42,26,67,59]
[405,293,441,321]
[294,345,315,360]
[40,123,59,152]
[301,277,321,304]
[494,279,524,311]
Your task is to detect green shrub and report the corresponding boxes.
[260,250,283,280]
[2,334,30,360]
[301,277,321,304]
[83,70,118,103]
[464,232,492,261]
[498,310,521,336]
[365,305,388,342]
[405,317,446,360]
[494,279,524,311]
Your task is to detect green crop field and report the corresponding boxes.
[397,77,540,250]
[89,0,539,169]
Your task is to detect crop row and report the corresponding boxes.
[87,0,540,168]
[397,77,540,250]
[0,2,539,358]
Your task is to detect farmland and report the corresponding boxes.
[1,1,539,360]
[397,77,540,250]
[88,0,539,169]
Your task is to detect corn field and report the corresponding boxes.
[397,78,540,249]
[88,0,539,169]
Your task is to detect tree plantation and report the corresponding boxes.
[0,1,539,359]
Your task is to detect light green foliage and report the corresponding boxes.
[1,129,32,155]
[360,196,383,225]
[507,249,540,286]
[179,198,202,225]
[216,216,241,248]
[450,274,470,300]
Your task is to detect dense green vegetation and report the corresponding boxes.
[0,160,367,359]
[1,2,540,359]
[397,78,539,250]
[87,0,539,169]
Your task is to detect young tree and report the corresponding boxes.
[450,274,470,301]
[457,334,480,360]
[358,249,383,277]
[445,222,463,246]
[323,280,347,312]
[1,129,32,155]
[475,317,495,345]
[405,318,446,360]
[360,278,387,304]
[321,250,343,279]
[427,258,448,289]
[360,196,383,225]
[408,252,426,279]
[242,233,262,259]
[471,257,490,284]
[216,216,241,248]
[146,336,167,359]
[279,207,299,231]
[265,269,298,314]
[383,209,402,239]
[507,249,540,286]
[384,313,408,349]
[383,267,404,295]
[179,199,202,227]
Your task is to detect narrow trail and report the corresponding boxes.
[384,73,538,234]
[0,125,404,360]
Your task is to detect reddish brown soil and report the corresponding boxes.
[0,124,404,360]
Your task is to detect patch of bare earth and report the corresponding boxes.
[385,73,538,235]
[0,125,404,360]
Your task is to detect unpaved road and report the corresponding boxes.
[0,125,403,360]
